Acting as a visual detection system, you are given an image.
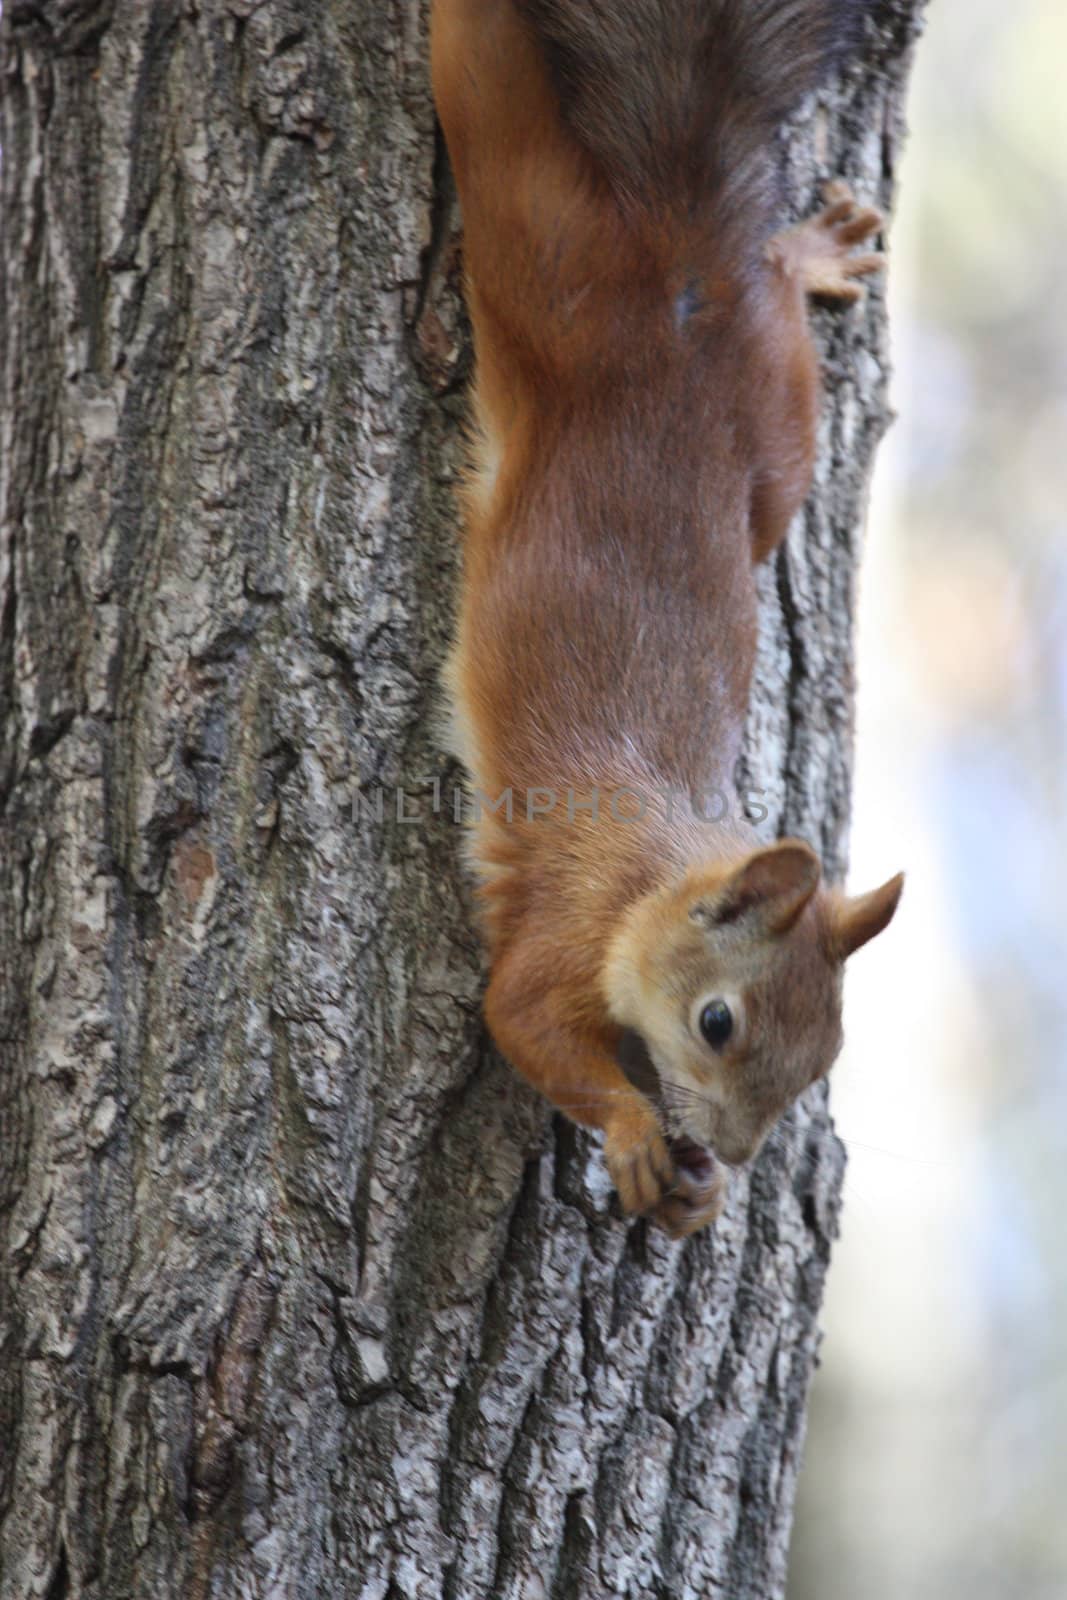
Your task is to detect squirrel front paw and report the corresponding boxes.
[604,1105,676,1215]
[651,1157,727,1239]
[604,1108,727,1236]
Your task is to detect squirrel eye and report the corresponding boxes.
[699,999,733,1051]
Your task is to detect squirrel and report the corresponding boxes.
[431,0,904,1237]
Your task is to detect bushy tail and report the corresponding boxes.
[516,0,869,226]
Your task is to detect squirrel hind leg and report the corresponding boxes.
[767,180,885,304]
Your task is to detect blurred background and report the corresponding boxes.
[790,1,1067,1596]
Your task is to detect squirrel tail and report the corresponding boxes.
[516,0,869,231]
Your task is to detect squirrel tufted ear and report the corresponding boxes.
[691,839,822,937]
[833,872,905,959]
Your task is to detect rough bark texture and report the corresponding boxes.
[0,3,923,1597]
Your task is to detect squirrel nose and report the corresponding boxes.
[715,1132,760,1168]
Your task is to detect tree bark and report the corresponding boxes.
[0,3,924,1597]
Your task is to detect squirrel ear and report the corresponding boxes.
[833,872,905,959]
[692,840,821,937]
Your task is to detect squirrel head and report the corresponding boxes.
[604,840,903,1170]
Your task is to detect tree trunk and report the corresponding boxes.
[0,3,923,1597]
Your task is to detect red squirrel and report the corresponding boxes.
[431,0,903,1237]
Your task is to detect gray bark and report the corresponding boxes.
[0,3,923,1597]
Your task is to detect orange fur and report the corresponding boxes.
[432,0,902,1236]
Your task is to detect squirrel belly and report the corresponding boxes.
[431,0,902,1238]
